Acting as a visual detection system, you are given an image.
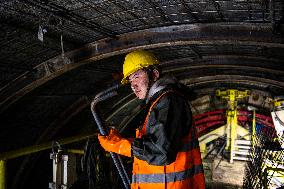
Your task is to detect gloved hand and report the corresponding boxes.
[98,128,132,157]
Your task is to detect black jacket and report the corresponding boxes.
[132,76,196,165]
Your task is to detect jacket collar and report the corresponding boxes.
[146,76,177,103]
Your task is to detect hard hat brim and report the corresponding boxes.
[121,67,144,85]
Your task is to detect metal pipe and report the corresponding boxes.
[252,110,256,150]
[91,84,130,189]
[0,132,97,160]
[0,160,6,189]
[66,149,84,155]
[62,155,68,189]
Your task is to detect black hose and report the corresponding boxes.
[94,84,120,103]
[90,84,131,189]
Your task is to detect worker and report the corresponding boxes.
[98,50,205,189]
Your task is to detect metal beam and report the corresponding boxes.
[0,132,97,160]
[163,62,284,76]
[161,55,283,68]
[0,23,283,113]
[34,58,284,146]
[181,75,284,89]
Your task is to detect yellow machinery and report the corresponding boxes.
[216,89,250,163]
[198,90,284,187]
[198,89,250,163]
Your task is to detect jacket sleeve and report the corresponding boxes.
[132,93,192,165]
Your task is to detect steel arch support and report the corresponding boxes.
[1,23,284,113]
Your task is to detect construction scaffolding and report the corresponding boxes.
[243,98,284,189]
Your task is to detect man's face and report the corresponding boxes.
[128,69,149,100]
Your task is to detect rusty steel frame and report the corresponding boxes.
[0,23,284,113]
[182,75,284,88]
[12,56,284,147]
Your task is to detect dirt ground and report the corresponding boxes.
[203,158,246,189]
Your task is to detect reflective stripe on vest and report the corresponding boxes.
[132,164,203,183]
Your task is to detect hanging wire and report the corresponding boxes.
[59,17,71,65]
[38,25,47,42]
[61,34,65,58]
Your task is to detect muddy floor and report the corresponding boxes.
[203,158,246,189]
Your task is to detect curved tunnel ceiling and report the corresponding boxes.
[0,1,284,188]
[1,23,283,149]
[1,24,284,113]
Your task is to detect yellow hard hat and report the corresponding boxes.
[121,50,159,85]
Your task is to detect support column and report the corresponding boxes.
[216,89,250,163]
[0,160,6,189]
[230,109,238,163]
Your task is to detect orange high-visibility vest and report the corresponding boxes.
[131,91,206,189]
